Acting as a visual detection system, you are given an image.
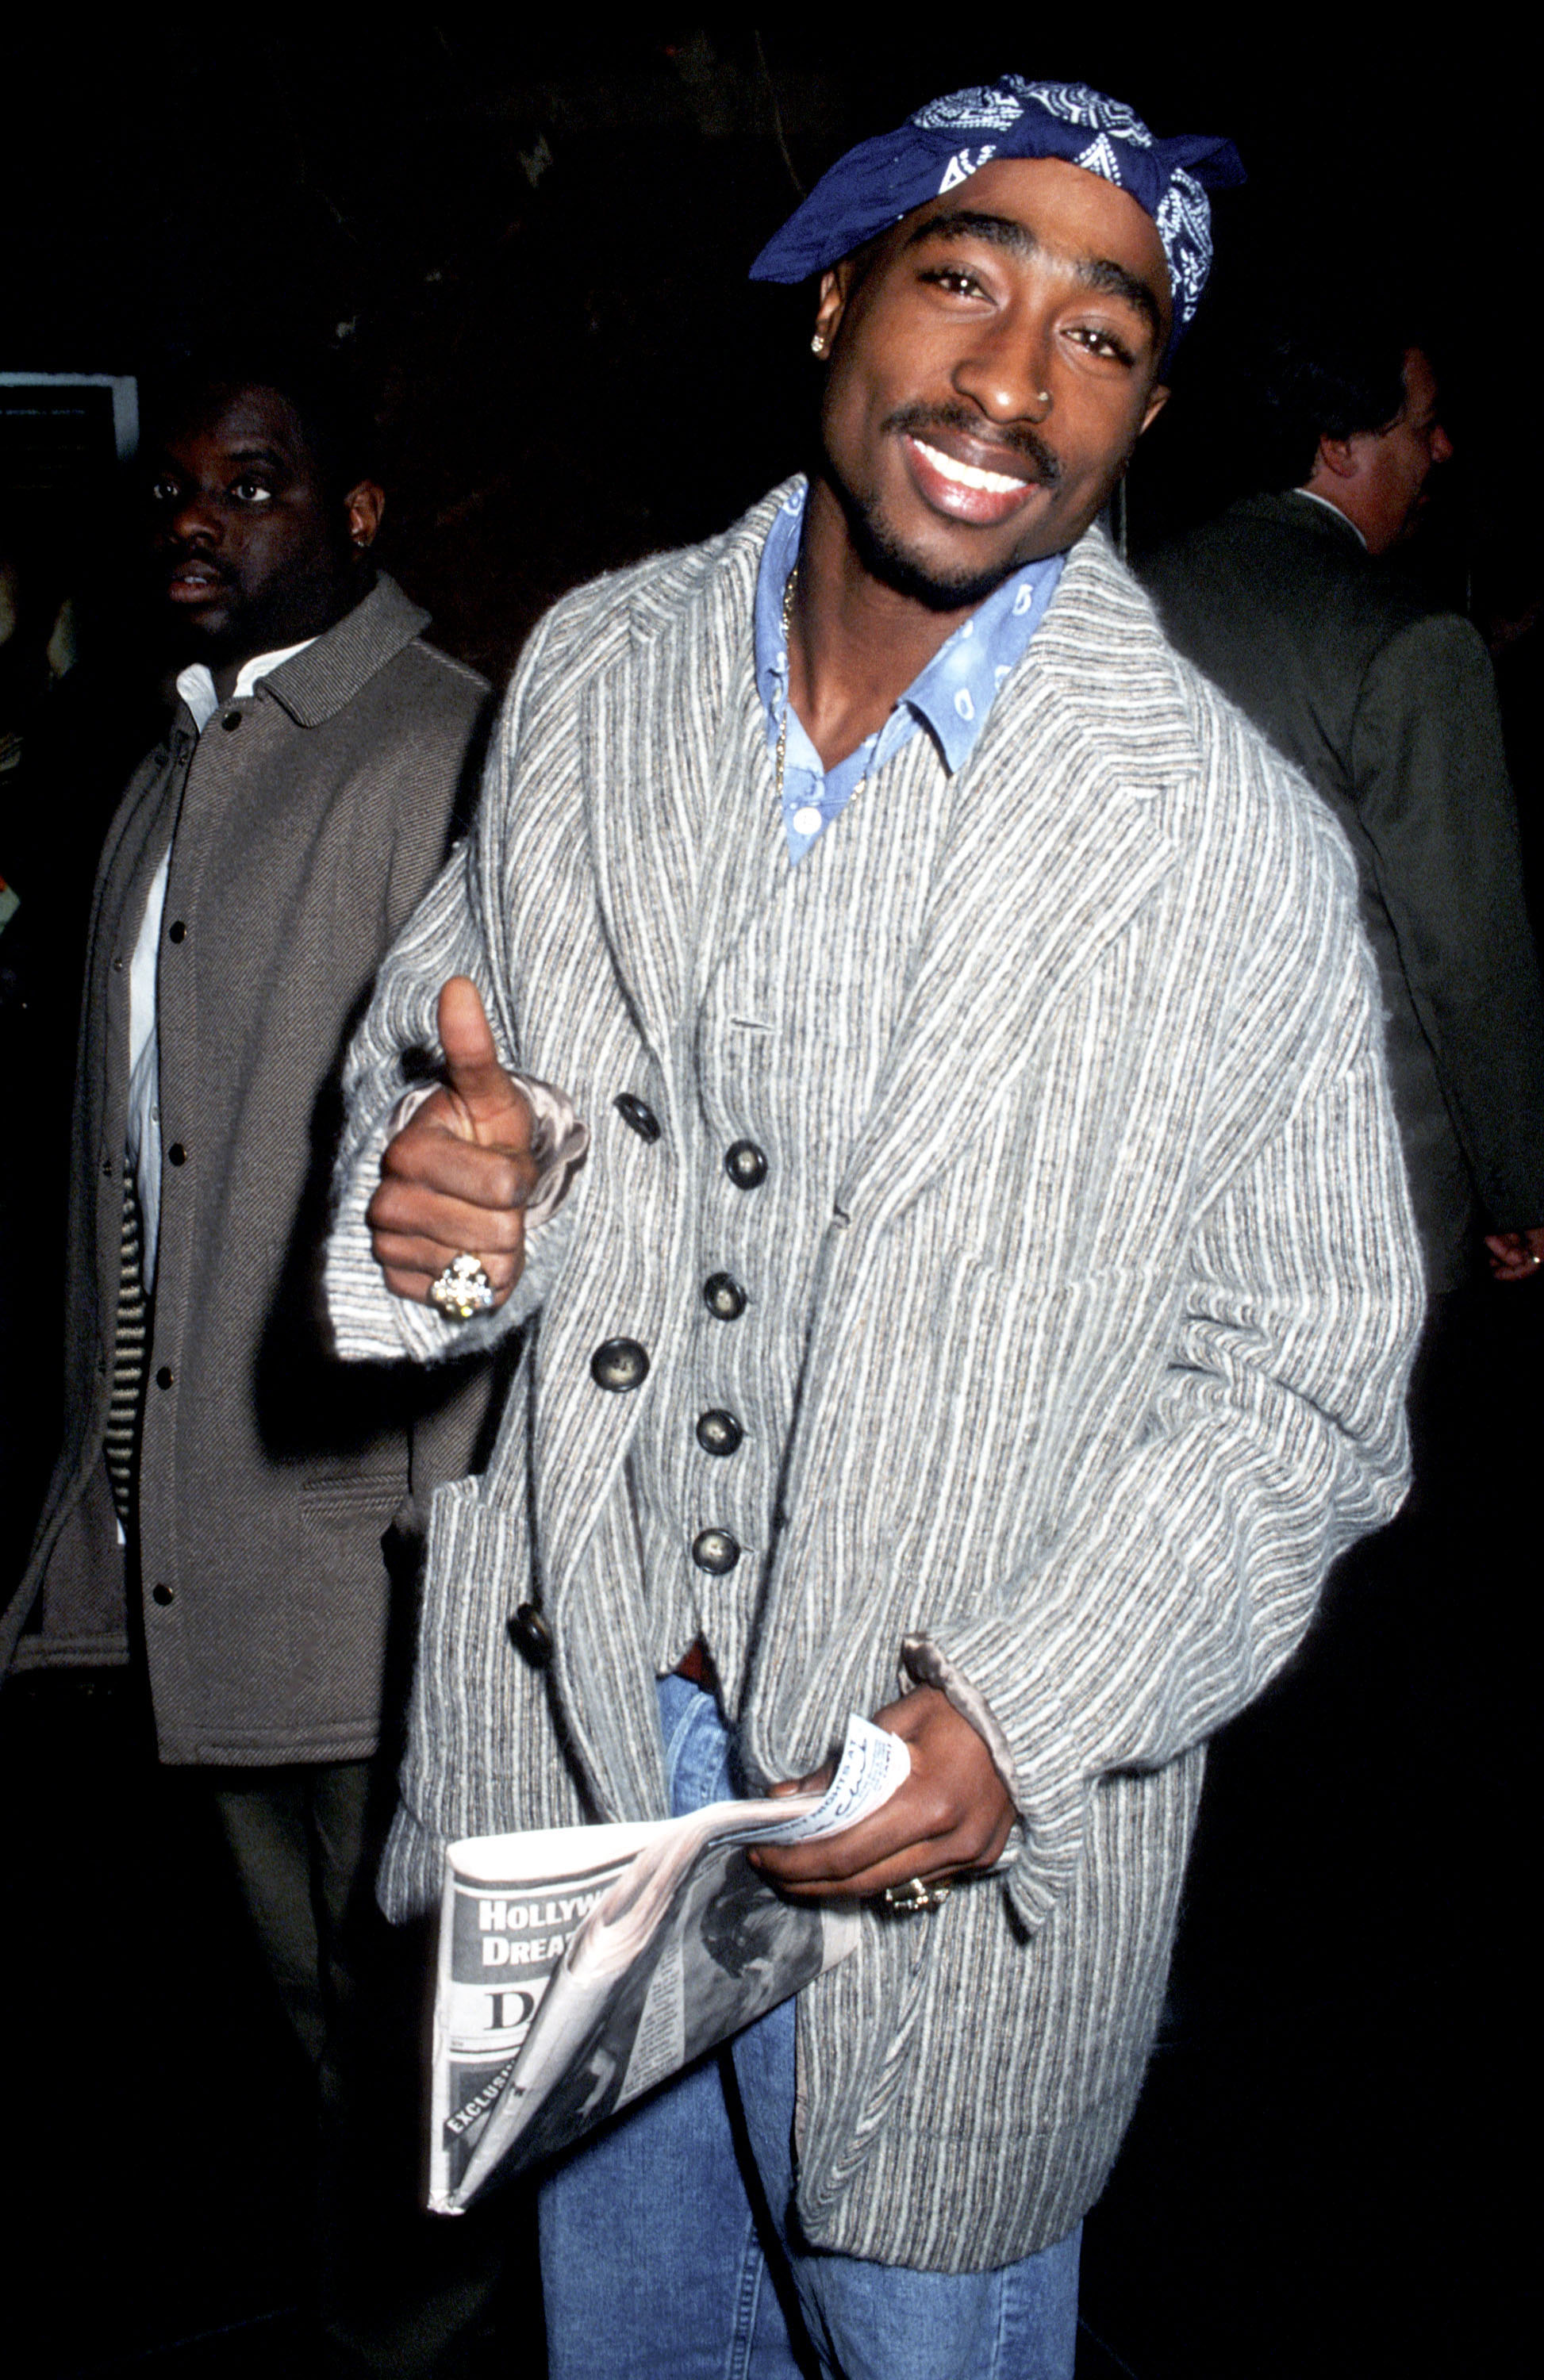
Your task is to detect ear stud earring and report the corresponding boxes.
[811,332,827,355]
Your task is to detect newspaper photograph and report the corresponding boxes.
[430,1710,909,2213]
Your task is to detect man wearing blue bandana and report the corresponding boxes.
[325,77,1422,2378]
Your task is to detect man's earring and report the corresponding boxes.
[811,332,826,356]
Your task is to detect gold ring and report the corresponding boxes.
[881,1875,952,1914]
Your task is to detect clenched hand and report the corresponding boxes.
[367,977,539,1308]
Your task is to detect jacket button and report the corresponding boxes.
[155,1365,174,1390]
[167,1142,187,1165]
[696,1409,743,1457]
[167,919,187,944]
[724,1140,767,1189]
[509,1603,554,1666]
[221,711,241,731]
[590,1338,649,1392]
[613,1093,660,1142]
[692,1529,740,1575]
[152,1583,174,1606]
[702,1273,747,1320]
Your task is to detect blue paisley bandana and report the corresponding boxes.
[750,77,1244,354]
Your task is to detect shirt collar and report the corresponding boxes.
[754,478,1065,777]
[175,637,317,734]
[1292,485,1369,550]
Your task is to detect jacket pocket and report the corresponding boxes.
[298,1468,410,1525]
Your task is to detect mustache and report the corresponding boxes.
[162,544,234,582]
[883,404,1062,488]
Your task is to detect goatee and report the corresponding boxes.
[822,407,1063,612]
[829,474,1033,612]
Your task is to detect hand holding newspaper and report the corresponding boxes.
[431,1713,910,2212]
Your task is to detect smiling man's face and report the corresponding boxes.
[812,157,1173,607]
[145,383,377,666]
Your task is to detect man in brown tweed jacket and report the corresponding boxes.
[5,359,501,2373]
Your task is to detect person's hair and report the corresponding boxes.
[140,345,381,502]
[1246,306,1414,489]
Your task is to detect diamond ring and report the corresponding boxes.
[428,1253,496,1320]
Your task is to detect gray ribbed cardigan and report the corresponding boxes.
[325,492,1423,2267]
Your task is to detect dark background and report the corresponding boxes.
[2,30,1537,2380]
[5,30,1539,671]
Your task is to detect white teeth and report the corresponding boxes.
[912,437,1025,495]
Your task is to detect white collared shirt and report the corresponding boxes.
[1292,485,1369,548]
[125,641,313,1288]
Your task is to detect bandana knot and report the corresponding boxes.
[751,75,1245,359]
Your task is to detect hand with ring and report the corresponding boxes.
[367,978,541,1311]
[748,1686,1015,1908]
[1483,1225,1544,1284]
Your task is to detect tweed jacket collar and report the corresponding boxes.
[582,482,1195,1232]
[244,572,430,728]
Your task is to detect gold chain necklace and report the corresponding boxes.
[775,562,798,805]
[777,562,873,831]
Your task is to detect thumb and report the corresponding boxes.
[436,977,526,1139]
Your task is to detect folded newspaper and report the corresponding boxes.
[430,1712,910,2212]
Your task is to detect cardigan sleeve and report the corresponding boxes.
[928,849,1425,1935]
[323,611,582,1364]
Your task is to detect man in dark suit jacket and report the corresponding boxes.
[1135,321,1544,2364]
[2,361,501,2374]
[1141,328,1544,1292]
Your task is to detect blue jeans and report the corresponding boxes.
[538,1676,1081,2380]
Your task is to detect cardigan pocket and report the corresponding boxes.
[298,1468,410,1524]
[793,1878,949,2211]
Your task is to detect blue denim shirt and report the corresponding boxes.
[754,478,1066,863]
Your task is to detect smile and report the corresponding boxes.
[912,439,1026,494]
[901,434,1042,527]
